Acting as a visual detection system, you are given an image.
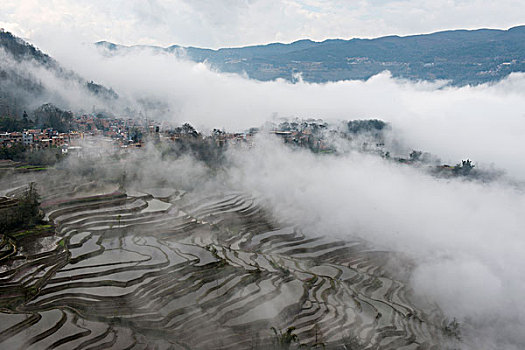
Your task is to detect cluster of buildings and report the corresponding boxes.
[157,121,335,152]
[0,114,157,152]
[1,113,337,155]
[0,129,84,150]
[72,115,134,140]
[71,115,171,150]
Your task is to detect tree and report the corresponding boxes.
[0,116,25,131]
[33,103,73,132]
[347,119,387,134]
[453,159,475,176]
[182,123,199,137]
[409,150,422,162]
[212,128,224,137]
[0,182,43,233]
[22,111,29,125]
[0,143,27,161]
[271,327,299,349]
[17,182,43,227]
[130,128,143,143]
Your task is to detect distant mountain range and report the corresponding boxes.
[98,26,525,85]
[1,26,524,120]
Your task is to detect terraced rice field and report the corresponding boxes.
[0,180,445,349]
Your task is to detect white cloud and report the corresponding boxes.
[226,137,525,348]
[46,43,525,178]
[1,0,524,48]
[7,37,524,178]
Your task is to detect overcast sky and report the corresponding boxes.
[1,0,525,48]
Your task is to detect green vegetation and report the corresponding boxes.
[26,148,63,166]
[0,145,63,166]
[101,25,525,86]
[271,326,299,349]
[159,129,227,168]
[0,142,27,161]
[0,183,44,234]
[347,119,388,134]
[1,29,117,119]
[10,224,53,239]
[453,159,475,176]
[0,114,33,132]
[33,103,73,132]
[16,165,48,170]
[0,29,53,65]
[87,81,119,100]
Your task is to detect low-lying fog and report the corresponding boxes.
[28,37,525,179]
[228,138,525,349]
[18,38,525,349]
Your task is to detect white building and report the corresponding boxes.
[23,132,33,146]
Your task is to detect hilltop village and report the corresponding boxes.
[0,110,338,156]
[0,108,484,179]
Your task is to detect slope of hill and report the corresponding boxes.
[98,26,525,85]
[0,29,118,118]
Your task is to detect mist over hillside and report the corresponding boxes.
[0,29,120,117]
[1,19,525,349]
[97,26,525,86]
[2,28,525,176]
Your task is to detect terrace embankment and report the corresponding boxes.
[0,178,448,349]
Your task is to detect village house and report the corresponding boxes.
[22,132,33,146]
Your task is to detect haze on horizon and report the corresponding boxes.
[1,0,525,50]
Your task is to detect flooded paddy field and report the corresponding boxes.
[0,172,447,349]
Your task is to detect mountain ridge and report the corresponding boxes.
[98,25,525,52]
[0,29,119,118]
[97,25,525,85]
